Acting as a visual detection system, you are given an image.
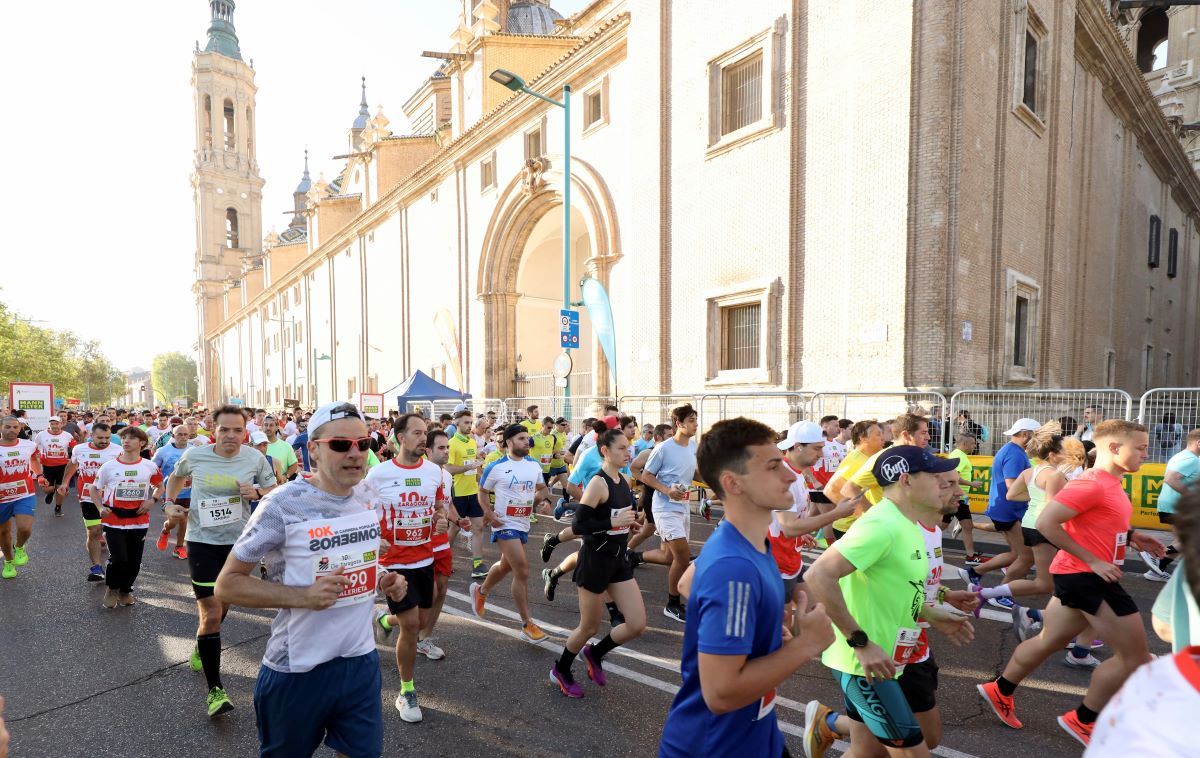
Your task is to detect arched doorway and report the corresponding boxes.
[477,156,621,399]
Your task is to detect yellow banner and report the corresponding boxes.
[961,455,1168,530]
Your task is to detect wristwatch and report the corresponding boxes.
[160,499,174,513]
[846,630,869,648]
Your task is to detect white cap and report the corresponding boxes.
[777,420,826,450]
[452,402,468,414]
[1003,418,1041,436]
[48,416,62,422]
[250,431,269,445]
[307,401,364,436]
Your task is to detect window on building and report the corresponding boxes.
[1136,9,1169,73]
[721,52,763,137]
[245,106,253,154]
[1168,227,1179,278]
[281,291,289,310]
[225,208,239,248]
[203,95,213,151]
[347,377,356,397]
[1143,345,1155,388]
[1148,214,1162,268]
[524,125,543,161]
[1004,269,1040,381]
[295,322,303,343]
[283,330,291,348]
[293,285,302,304]
[1014,8,1047,126]
[1022,31,1038,113]
[480,153,496,193]
[583,80,608,132]
[720,303,761,371]
[1013,295,1030,367]
[223,98,235,152]
[273,334,279,352]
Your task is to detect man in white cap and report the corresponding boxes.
[771,421,859,615]
[967,418,1040,605]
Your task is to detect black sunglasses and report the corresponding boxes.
[318,437,373,453]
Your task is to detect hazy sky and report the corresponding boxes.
[0,0,589,371]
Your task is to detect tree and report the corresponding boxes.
[152,352,199,406]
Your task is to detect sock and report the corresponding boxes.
[549,567,563,580]
[995,676,1018,697]
[591,633,619,660]
[1075,703,1099,724]
[630,551,643,565]
[1070,643,1091,659]
[825,711,841,736]
[401,679,415,694]
[1027,607,1042,623]
[668,593,682,608]
[473,557,483,567]
[547,534,560,548]
[605,601,621,618]
[980,584,1013,600]
[197,633,223,690]
[378,614,393,630]
[1167,545,1180,555]
[1159,556,1175,572]
[556,647,578,679]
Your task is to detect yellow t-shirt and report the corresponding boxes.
[448,432,480,497]
[520,419,541,436]
[531,432,556,473]
[829,448,875,533]
[481,449,506,504]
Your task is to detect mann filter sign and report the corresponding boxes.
[9,383,55,433]
[356,393,385,419]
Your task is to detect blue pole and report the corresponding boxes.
[562,83,572,409]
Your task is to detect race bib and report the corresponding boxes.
[312,551,377,607]
[0,480,29,499]
[114,482,149,502]
[891,626,922,666]
[1114,531,1128,565]
[394,513,433,546]
[607,507,631,536]
[463,458,478,476]
[506,497,534,519]
[756,688,777,721]
[197,495,243,528]
[539,455,552,466]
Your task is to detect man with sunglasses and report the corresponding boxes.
[216,402,406,758]
[366,413,450,724]
[164,404,277,718]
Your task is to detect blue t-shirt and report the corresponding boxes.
[660,521,785,758]
[986,441,1031,522]
[567,445,630,488]
[1159,450,1200,514]
[645,437,697,514]
[633,437,655,457]
[291,432,310,472]
[153,443,191,499]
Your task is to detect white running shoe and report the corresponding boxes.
[416,638,445,660]
[1063,652,1101,669]
[1144,568,1171,583]
[395,691,423,723]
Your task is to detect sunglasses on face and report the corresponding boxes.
[318,437,373,453]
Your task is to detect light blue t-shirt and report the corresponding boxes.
[1158,450,1200,515]
[153,443,191,499]
[633,437,655,457]
[644,437,697,514]
[568,445,630,488]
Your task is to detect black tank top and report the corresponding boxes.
[579,468,635,548]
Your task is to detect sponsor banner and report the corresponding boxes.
[9,383,55,433]
[961,455,1168,530]
[355,393,385,419]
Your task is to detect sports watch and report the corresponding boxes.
[846,630,869,648]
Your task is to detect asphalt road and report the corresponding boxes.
[0,493,1173,757]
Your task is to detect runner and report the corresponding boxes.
[365,412,448,723]
[469,424,552,642]
[146,414,172,450]
[942,433,984,562]
[520,404,541,436]
[820,420,884,540]
[418,428,470,660]
[446,417,487,579]
[976,420,1166,747]
[214,401,407,758]
[660,417,835,757]
[262,416,299,483]
[90,426,162,608]
[806,446,974,756]
[832,415,929,538]
[164,404,277,717]
[626,423,671,554]
[0,416,43,579]
[639,403,698,622]
[551,428,647,697]
[153,425,193,560]
[34,415,73,516]
[532,415,569,492]
[967,418,1040,609]
[1145,427,1200,582]
[59,422,122,581]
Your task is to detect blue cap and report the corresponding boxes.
[872,445,959,486]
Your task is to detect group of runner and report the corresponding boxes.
[3,398,1198,757]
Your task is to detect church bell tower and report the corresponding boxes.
[191,0,265,405]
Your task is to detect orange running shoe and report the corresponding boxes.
[1056,710,1093,747]
[976,681,1022,729]
[470,582,486,618]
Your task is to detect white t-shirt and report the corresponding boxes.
[767,459,811,580]
[146,425,171,447]
[33,430,74,466]
[479,455,542,532]
[365,458,444,570]
[1087,648,1200,757]
[282,420,298,438]
[247,421,261,434]
[188,435,211,448]
[913,522,944,665]
[69,443,122,503]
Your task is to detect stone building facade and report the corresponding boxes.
[193,0,1200,410]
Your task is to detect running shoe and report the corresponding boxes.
[156,530,170,551]
[1140,550,1161,573]
[470,561,489,580]
[976,681,1022,728]
[2,560,15,579]
[469,582,486,618]
[12,546,28,566]
[698,499,712,521]
[118,591,136,606]
[190,645,202,672]
[1011,604,1041,642]
[663,604,686,623]
[581,644,607,686]
[987,596,1016,611]
[44,492,53,505]
[549,666,585,698]
[966,566,983,585]
[1056,709,1093,747]
[553,498,575,522]
[803,700,839,758]
[542,567,559,602]
[1144,567,1171,583]
[529,513,538,523]
[540,532,558,563]
[949,519,962,539]
[174,545,188,560]
[1063,640,1104,650]
[87,565,105,582]
[416,638,445,660]
[102,588,119,608]
[964,552,985,566]
[374,611,393,643]
[206,686,234,718]
[521,621,548,643]
[1064,651,1101,669]
[395,691,423,723]
[54,504,62,517]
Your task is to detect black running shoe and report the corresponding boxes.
[540,532,558,563]
[542,568,559,602]
[663,604,686,623]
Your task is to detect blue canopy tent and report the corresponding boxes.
[386,370,470,411]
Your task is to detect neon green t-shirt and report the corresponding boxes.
[946,448,973,496]
[820,498,928,678]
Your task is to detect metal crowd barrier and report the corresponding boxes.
[1137,387,1200,463]
[948,388,1133,456]
[807,390,948,448]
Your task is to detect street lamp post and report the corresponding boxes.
[489,68,573,406]
[313,350,331,406]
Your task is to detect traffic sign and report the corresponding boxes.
[560,309,580,349]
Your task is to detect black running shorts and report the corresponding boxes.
[573,541,635,594]
[187,541,234,599]
[898,655,938,713]
[1052,571,1138,617]
[42,464,67,487]
[386,565,434,614]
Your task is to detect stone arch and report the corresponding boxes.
[476,155,622,398]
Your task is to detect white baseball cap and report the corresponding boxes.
[777,421,825,450]
[307,401,364,436]
[1003,418,1041,436]
[48,416,62,422]
[250,431,269,445]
